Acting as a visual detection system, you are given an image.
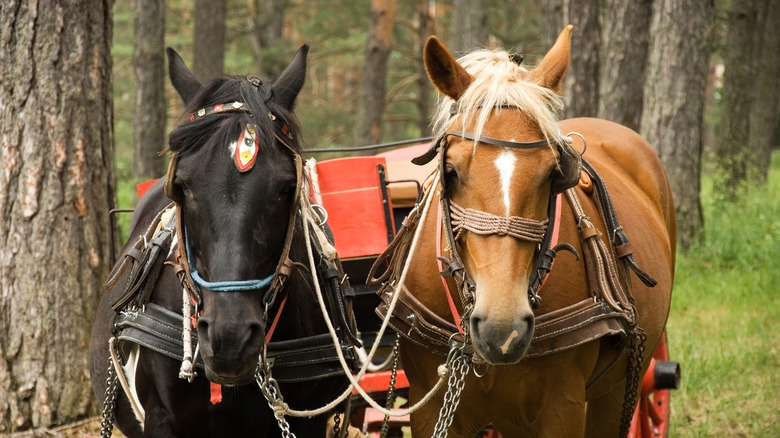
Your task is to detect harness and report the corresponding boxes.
[108,202,359,380]
[369,129,656,436]
[104,101,360,392]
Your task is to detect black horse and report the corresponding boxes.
[90,45,358,437]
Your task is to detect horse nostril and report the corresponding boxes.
[247,322,266,347]
[524,314,535,333]
[197,319,209,336]
[470,315,483,339]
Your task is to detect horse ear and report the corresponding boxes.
[166,48,203,104]
[272,44,309,110]
[530,25,573,93]
[423,36,474,100]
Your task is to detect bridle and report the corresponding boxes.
[166,100,304,310]
[415,128,578,328]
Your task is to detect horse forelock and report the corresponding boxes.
[168,76,303,160]
[431,48,566,148]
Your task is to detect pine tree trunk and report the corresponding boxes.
[563,0,601,119]
[193,0,226,81]
[598,0,653,132]
[0,0,114,431]
[715,0,757,199]
[748,0,780,184]
[353,0,396,148]
[248,0,287,79]
[133,0,167,180]
[641,0,714,251]
[417,1,432,136]
[542,0,564,51]
[450,0,485,54]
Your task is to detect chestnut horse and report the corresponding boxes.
[375,27,675,437]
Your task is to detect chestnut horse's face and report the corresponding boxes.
[424,27,579,364]
[443,114,562,364]
[164,46,308,385]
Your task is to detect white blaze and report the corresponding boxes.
[494,149,517,214]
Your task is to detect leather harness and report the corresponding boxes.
[371,141,656,377]
[104,102,361,383]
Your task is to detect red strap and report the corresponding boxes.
[539,193,563,289]
[436,204,465,334]
[265,295,288,344]
[210,382,222,404]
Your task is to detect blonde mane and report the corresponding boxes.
[430,48,566,146]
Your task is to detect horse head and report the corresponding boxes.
[422,26,581,364]
[164,45,308,385]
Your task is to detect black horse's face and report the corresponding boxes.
[165,45,308,385]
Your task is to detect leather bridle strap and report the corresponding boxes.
[457,131,559,149]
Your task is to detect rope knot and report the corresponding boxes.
[495,216,510,236]
[272,401,290,418]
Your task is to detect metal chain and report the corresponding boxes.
[100,353,119,438]
[619,328,647,437]
[431,343,471,438]
[380,335,401,438]
[256,365,296,438]
[333,412,342,437]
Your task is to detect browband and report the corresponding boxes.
[412,131,563,166]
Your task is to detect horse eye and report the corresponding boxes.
[279,182,297,200]
[445,163,460,183]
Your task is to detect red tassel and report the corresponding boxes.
[210,382,222,405]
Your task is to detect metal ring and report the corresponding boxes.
[472,361,490,378]
[310,204,328,227]
[565,131,587,156]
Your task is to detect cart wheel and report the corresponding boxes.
[627,330,681,438]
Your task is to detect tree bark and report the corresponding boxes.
[133,0,166,180]
[193,0,226,81]
[641,0,714,251]
[715,0,757,200]
[563,0,601,119]
[449,0,485,54]
[247,0,288,79]
[353,0,396,148]
[417,1,432,136]
[0,0,114,431]
[748,0,780,185]
[542,0,564,51]
[598,0,653,132]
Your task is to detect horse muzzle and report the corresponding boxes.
[469,312,535,364]
[196,313,266,386]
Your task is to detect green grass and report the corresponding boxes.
[667,152,780,437]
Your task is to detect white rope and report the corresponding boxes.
[278,172,451,418]
[305,158,323,206]
[178,287,197,381]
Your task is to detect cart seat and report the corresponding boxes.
[377,143,437,208]
[310,156,396,260]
